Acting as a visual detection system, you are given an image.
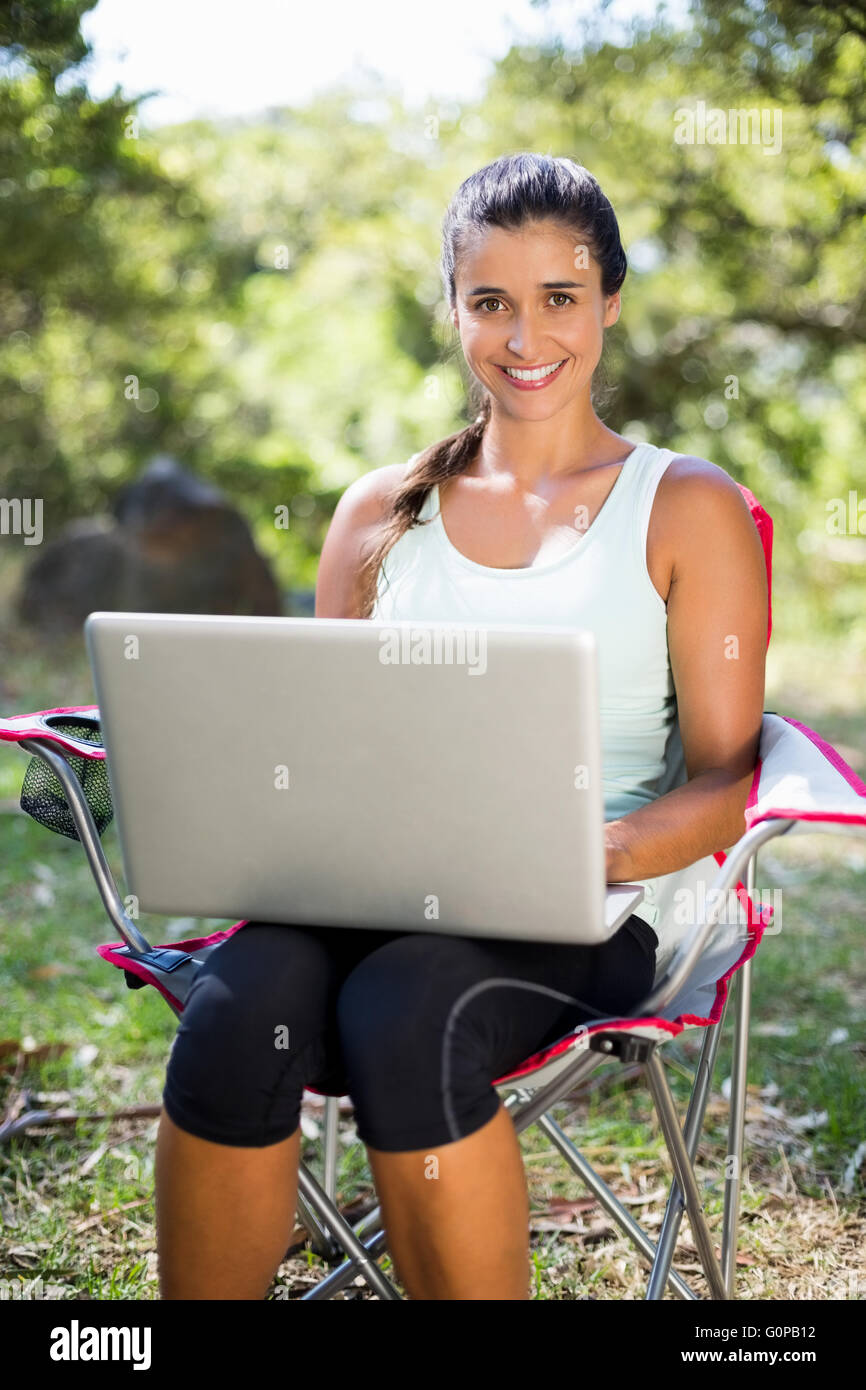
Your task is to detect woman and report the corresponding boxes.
[155,153,767,1301]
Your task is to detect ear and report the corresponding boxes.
[605,293,621,327]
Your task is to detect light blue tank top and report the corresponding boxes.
[370,440,679,933]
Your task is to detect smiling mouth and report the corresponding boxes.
[495,359,568,387]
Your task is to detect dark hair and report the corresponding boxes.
[357,152,628,618]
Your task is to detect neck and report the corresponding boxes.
[475,402,628,486]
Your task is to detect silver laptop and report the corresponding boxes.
[83,613,644,944]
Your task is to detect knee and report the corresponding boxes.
[162,925,330,1147]
[335,937,499,1150]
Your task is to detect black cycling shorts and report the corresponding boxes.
[161,914,657,1154]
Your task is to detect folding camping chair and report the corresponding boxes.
[3,481,865,1300]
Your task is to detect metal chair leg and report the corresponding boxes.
[300,1209,388,1300]
[295,1094,348,1262]
[295,1189,340,1260]
[722,852,756,1295]
[645,992,730,1299]
[323,1095,339,1203]
[645,1052,728,1299]
[301,1226,390,1300]
[296,1162,402,1300]
[294,1097,373,1265]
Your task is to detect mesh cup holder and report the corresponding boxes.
[19,717,113,840]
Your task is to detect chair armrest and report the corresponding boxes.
[744,712,866,836]
[643,712,866,1015]
[0,705,103,759]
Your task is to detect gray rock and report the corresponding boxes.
[16,456,284,632]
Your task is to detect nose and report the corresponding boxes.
[506,314,544,360]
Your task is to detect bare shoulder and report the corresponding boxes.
[316,460,415,618]
[657,453,750,505]
[655,454,759,539]
[332,460,413,528]
[653,453,765,582]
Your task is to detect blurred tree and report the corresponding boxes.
[0,0,211,515]
[0,0,863,638]
[0,0,94,79]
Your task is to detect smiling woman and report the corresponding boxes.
[155,153,767,1304]
[453,225,617,408]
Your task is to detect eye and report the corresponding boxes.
[473,293,575,312]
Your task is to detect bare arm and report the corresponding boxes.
[605,458,768,881]
[315,463,408,619]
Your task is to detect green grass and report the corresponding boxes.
[1,628,864,1299]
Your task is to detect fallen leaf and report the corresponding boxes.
[544,1196,598,1218]
[7,1245,49,1267]
[620,1186,667,1206]
[714,1247,758,1267]
[73,1198,153,1233]
[78,1143,109,1176]
[679,1243,757,1268]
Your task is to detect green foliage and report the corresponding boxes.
[0,0,864,630]
[0,1,96,81]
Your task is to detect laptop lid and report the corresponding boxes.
[83,613,643,944]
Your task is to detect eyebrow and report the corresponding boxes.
[467,281,588,295]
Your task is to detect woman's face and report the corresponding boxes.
[450,219,620,417]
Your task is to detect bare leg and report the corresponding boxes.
[366,1100,530,1300]
[154,1109,300,1300]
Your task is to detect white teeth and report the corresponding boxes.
[503,360,564,381]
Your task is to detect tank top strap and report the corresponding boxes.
[630,446,678,561]
[419,482,439,522]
